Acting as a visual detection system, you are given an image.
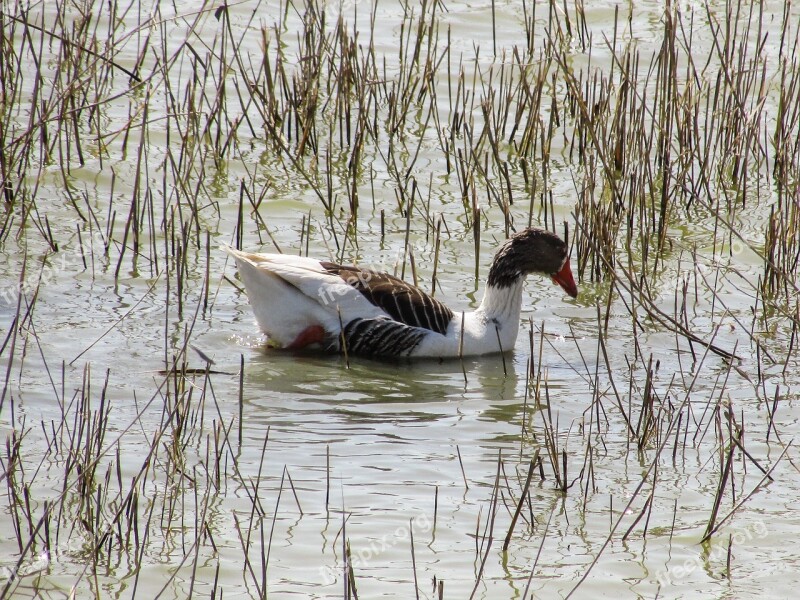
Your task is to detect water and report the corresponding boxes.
[1,0,799,598]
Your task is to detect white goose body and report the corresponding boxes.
[224,228,577,359]
[412,280,526,357]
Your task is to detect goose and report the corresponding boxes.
[223,227,577,358]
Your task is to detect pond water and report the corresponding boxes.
[1,0,799,598]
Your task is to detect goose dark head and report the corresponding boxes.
[486,228,578,297]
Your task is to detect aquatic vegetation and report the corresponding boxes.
[1,0,798,597]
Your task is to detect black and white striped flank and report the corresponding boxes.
[338,317,427,357]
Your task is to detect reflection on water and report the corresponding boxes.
[1,0,799,598]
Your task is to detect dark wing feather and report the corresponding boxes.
[320,262,454,335]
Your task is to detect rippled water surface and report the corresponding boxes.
[2,1,799,598]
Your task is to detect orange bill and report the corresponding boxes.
[551,260,578,298]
